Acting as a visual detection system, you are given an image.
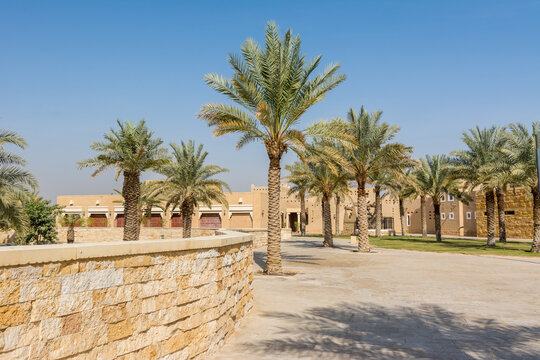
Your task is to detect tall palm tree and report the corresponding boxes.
[156,141,230,238]
[198,22,345,274]
[78,120,169,241]
[285,162,310,236]
[452,126,507,246]
[500,123,540,252]
[414,155,463,242]
[0,129,37,232]
[338,107,412,252]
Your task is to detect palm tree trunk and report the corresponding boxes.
[375,185,382,237]
[496,187,506,243]
[335,195,341,236]
[399,197,406,237]
[485,188,496,246]
[122,171,140,241]
[434,202,442,242]
[181,198,193,239]
[322,194,333,247]
[67,226,74,244]
[300,192,306,236]
[356,177,370,252]
[421,195,427,237]
[531,185,540,253]
[266,156,282,274]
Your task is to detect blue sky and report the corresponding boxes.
[1,0,539,201]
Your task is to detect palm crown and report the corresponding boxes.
[78,119,169,178]
[198,22,346,158]
[413,155,461,203]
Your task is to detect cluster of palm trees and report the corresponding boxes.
[79,121,229,241]
[198,22,540,274]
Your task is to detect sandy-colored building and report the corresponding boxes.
[475,185,534,239]
[58,183,476,238]
[404,192,477,237]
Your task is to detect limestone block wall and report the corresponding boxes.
[476,187,534,239]
[55,227,215,244]
[0,231,253,359]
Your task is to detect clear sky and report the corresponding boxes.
[1,0,539,201]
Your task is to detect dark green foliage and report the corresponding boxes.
[20,198,61,244]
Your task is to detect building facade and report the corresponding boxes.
[57,184,477,237]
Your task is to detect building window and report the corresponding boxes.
[474,211,477,219]
[466,212,472,220]
[440,194,446,202]
[505,210,515,215]
[447,194,454,202]
[449,212,454,220]
[441,213,446,220]
[406,214,411,227]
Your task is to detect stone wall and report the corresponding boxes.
[476,187,534,239]
[55,227,216,244]
[0,230,253,359]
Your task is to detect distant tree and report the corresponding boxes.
[452,126,507,246]
[156,141,230,238]
[500,123,540,252]
[285,162,310,236]
[21,198,61,244]
[60,214,84,243]
[199,22,345,274]
[385,169,417,237]
[0,129,38,232]
[413,155,464,242]
[78,120,169,241]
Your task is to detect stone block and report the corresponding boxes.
[30,297,58,322]
[61,312,82,335]
[61,268,124,294]
[39,317,61,341]
[115,255,154,268]
[0,280,19,306]
[102,302,127,324]
[0,302,31,329]
[57,292,92,316]
[108,319,133,342]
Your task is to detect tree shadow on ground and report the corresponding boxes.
[240,302,540,359]
[253,250,324,270]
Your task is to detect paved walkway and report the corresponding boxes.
[212,237,540,360]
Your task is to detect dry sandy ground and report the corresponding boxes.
[211,237,540,360]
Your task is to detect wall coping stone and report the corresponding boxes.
[0,230,252,267]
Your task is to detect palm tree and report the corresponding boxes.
[0,129,37,232]
[452,126,507,246]
[385,169,417,236]
[155,141,230,238]
[500,123,540,252]
[414,155,463,242]
[60,214,84,243]
[198,22,345,274]
[285,162,310,236]
[338,107,412,252]
[78,120,169,241]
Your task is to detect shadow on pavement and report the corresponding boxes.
[253,250,324,270]
[239,302,540,359]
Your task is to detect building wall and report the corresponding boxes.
[0,231,253,359]
[476,186,534,239]
[57,184,477,237]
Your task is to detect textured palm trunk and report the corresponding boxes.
[322,194,333,247]
[67,226,75,244]
[421,195,427,237]
[496,188,506,243]
[356,177,370,252]
[266,156,282,274]
[531,186,540,253]
[335,195,341,236]
[181,198,193,239]
[434,202,442,242]
[375,185,382,237]
[122,171,141,241]
[485,188,496,246]
[399,197,406,237]
[300,192,306,236]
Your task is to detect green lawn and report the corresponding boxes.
[300,234,540,257]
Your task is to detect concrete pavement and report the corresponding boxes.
[211,236,540,360]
